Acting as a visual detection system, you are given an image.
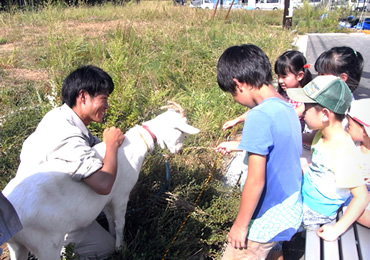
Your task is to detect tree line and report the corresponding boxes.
[0,0,138,11]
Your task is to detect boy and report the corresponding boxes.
[287,75,368,241]
[216,44,303,259]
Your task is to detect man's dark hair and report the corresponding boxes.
[62,65,114,107]
[217,44,272,94]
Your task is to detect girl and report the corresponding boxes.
[314,46,364,93]
[222,50,312,131]
[274,50,312,131]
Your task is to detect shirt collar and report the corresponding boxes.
[61,103,91,139]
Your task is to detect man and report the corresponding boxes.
[16,65,125,258]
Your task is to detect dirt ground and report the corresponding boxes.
[0,19,126,92]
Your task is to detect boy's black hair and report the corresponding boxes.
[274,50,312,94]
[314,46,364,93]
[217,44,272,94]
[62,65,114,107]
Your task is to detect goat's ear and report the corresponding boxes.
[177,122,200,135]
[157,139,165,149]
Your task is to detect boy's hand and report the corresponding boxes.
[103,127,125,149]
[215,141,240,155]
[227,222,248,249]
[317,224,341,241]
[222,118,239,131]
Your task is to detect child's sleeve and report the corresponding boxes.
[334,148,364,188]
[238,110,272,155]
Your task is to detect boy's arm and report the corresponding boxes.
[227,153,266,249]
[317,184,368,241]
[222,111,249,130]
[215,141,242,155]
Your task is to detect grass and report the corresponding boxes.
[0,1,357,259]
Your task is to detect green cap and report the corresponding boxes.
[287,75,352,114]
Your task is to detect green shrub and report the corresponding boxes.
[293,1,354,33]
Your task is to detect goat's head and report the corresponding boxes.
[144,101,200,153]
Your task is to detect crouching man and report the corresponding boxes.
[16,65,125,258]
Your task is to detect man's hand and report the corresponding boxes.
[103,127,125,149]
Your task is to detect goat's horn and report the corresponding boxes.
[160,101,186,117]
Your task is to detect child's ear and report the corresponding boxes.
[339,73,348,83]
[321,108,330,123]
[233,79,244,92]
[297,71,305,82]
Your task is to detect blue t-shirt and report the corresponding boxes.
[238,97,303,243]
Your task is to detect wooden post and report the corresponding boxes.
[225,0,235,19]
[282,0,292,29]
[212,0,220,19]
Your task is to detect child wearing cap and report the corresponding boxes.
[347,98,370,227]
[287,75,368,241]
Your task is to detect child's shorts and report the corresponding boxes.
[222,240,276,260]
[303,204,336,230]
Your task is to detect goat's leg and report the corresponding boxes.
[113,205,128,250]
[114,218,125,250]
[103,204,116,236]
[7,240,29,260]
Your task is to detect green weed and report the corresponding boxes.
[0,2,351,258]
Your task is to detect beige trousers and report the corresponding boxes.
[64,221,116,259]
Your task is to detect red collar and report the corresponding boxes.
[142,125,157,144]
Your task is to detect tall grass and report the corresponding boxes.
[0,2,352,258]
[293,1,357,33]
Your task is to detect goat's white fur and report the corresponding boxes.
[3,108,199,259]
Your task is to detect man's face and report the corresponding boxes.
[83,93,109,125]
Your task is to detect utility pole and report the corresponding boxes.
[283,0,292,29]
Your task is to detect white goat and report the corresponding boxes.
[3,102,200,260]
